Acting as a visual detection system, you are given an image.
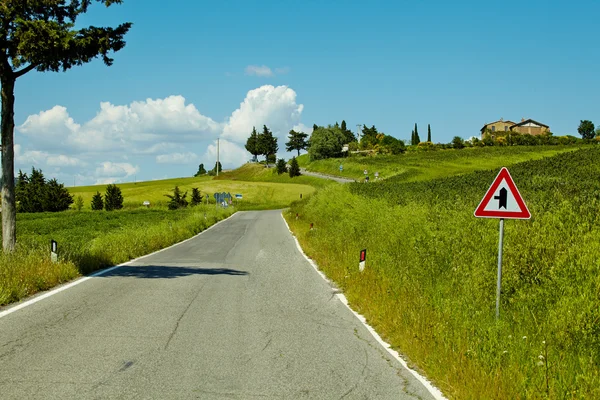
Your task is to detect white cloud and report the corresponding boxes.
[292,123,313,135]
[15,85,308,184]
[274,67,290,75]
[204,139,250,168]
[95,161,139,178]
[46,155,86,167]
[156,152,198,164]
[245,65,273,77]
[222,85,304,143]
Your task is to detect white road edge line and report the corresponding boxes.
[0,211,240,320]
[280,212,447,400]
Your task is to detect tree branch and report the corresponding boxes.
[13,63,38,78]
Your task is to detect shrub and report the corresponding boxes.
[104,184,123,211]
[276,159,287,175]
[91,192,104,211]
[165,186,188,210]
[190,188,203,206]
[452,136,465,149]
[289,157,301,178]
[74,195,84,211]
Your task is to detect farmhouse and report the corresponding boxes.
[481,118,550,137]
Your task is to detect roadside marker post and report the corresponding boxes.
[474,167,530,319]
[359,249,367,272]
[50,240,58,263]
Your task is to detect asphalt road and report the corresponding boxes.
[0,210,437,399]
[299,168,356,184]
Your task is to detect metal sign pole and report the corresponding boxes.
[496,218,505,319]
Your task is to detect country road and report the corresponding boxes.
[299,168,356,184]
[0,210,438,399]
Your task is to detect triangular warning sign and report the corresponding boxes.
[474,167,531,219]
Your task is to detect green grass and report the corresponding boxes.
[69,174,316,210]
[286,147,600,399]
[213,162,335,188]
[1,206,233,306]
[297,145,584,182]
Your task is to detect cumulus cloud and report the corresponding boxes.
[156,152,198,164]
[292,123,314,135]
[245,65,273,77]
[204,139,249,168]
[222,85,303,143]
[15,85,308,184]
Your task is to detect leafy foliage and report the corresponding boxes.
[308,125,346,160]
[289,157,301,177]
[245,127,260,162]
[104,184,123,211]
[359,125,379,148]
[74,195,84,211]
[91,191,104,211]
[165,186,188,210]
[190,187,203,206]
[285,129,309,156]
[340,120,356,143]
[578,120,595,140]
[207,161,223,176]
[258,125,278,163]
[452,136,465,149]
[15,168,73,212]
[276,158,287,175]
[194,163,206,176]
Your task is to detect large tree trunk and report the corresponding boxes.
[1,76,16,252]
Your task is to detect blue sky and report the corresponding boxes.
[12,0,600,185]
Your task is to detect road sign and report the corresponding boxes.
[474,167,530,219]
[235,194,242,199]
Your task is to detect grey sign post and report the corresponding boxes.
[474,167,531,319]
[50,239,58,263]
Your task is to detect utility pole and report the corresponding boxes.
[356,124,362,141]
[216,138,220,177]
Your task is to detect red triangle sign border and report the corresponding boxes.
[474,167,531,219]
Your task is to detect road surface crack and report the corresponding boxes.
[164,280,208,350]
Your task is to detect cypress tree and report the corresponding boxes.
[91,192,104,211]
[414,123,420,144]
[427,124,431,142]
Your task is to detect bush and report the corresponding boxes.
[15,168,73,212]
[165,186,189,210]
[104,184,123,211]
[190,188,203,206]
[289,157,301,177]
[308,126,346,160]
[91,192,104,211]
[74,196,84,211]
[276,159,287,175]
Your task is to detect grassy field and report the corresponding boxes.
[213,162,335,188]
[69,174,316,210]
[297,145,584,181]
[1,206,233,306]
[286,147,600,399]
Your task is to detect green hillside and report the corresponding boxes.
[297,145,583,181]
[286,147,600,399]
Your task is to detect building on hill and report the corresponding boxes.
[481,118,550,137]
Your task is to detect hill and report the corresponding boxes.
[286,146,600,399]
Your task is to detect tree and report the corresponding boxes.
[308,125,346,160]
[411,130,416,146]
[380,135,406,155]
[165,186,188,210]
[104,184,123,211]
[91,191,104,211]
[190,188,202,206]
[285,129,309,156]
[208,161,222,175]
[452,136,465,149]
[44,178,73,212]
[276,158,287,175]
[360,125,379,149]
[289,157,301,177]
[74,195,84,211]
[340,120,356,143]
[578,120,595,140]
[194,163,206,177]
[414,123,421,144]
[18,167,46,213]
[427,124,431,142]
[258,125,278,163]
[1,1,132,252]
[245,127,261,162]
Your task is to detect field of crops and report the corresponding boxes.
[297,145,583,181]
[286,147,600,399]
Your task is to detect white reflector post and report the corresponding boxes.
[359,249,366,272]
